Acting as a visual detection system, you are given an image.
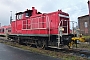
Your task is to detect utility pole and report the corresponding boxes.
[88,0,90,16]
[72,21,74,34]
[10,11,12,24]
[70,21,77,34]
[70,21,74,34]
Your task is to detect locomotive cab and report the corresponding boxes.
[16,9,33,20]
[57,10,70,47]
[57,10,85,48]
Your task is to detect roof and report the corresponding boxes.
[78,14,89,19]
[16,10,33,15]
[0,25,11,29]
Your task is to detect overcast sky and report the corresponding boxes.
[0,0,89,27]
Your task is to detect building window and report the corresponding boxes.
[84,22,88,33]
[84,22,88,28]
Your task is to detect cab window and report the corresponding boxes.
[16,14,23,20]
[26,13,29,17]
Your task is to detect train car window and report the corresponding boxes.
[18,15,20,19]
[7,28,11,32]
[0,29,1,33]
[17,15,19,20]
[8,30,11,32]
[1,28,4,33]
[26,13,29,17]
[3,28,4,32]
[16,14,22,20]
[19,14,22,19]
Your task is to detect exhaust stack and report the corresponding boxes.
[88,0,90,15]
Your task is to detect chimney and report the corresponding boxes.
[88,0,90,27]
[32,7,37,15]
[88,0,90,16]
[32,7,35,10]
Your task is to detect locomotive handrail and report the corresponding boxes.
[22,16,48,30]
[46,16,51,41]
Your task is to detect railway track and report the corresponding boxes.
[0,37,90,59]
[47,47,90,59]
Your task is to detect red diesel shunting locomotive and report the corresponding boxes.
[0,7,85,48]
[11,7,70,35]
[10,7,70,48]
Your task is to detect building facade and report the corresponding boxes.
[78,15,90,35]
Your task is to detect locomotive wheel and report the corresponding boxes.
[41,40,48,49]
[41,42,45,49]
[35,40,39,48]
[37,39,46,49]
[17,37,23,44]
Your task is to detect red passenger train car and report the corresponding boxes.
[0,25,11,37]
[8,7,72,48]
